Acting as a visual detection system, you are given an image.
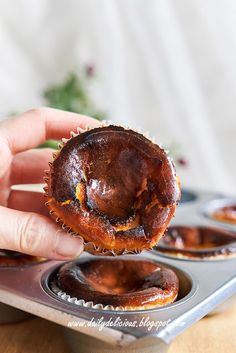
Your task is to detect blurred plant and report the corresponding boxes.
[39,64,106,149]
[44,66,105,120]
[38,65,188,168]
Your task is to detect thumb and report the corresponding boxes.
[0,206,84,260]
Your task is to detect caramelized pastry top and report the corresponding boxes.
[46,126,180,254]
[56,257,179,309]
[156,226,236,259]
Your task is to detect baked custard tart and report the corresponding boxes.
[212,205,236,225]
[0,249,43,266]
[45,125,180,255]
[156,226,236,259]
[55,257,179,310]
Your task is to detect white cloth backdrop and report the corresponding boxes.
[0,0,235,194]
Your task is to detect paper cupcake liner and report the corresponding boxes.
[83,241,143,256]
[51,278,178,312]
[51,280,126,311]
[43,122,177,256]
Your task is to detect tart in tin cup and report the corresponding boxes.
[44,125,180,255]
[155,225,236,260]
[0,249,44,267]
[0,250,45,323]
[203,198,236,230]
[52,257,179,311]
[212,204,236,225]
[155,225,236,314]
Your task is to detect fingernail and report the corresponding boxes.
[54,231,84,259]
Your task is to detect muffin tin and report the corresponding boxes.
[0,189,236,353]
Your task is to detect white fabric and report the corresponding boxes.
[0,0,235,194]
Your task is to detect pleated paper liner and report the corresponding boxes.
[51,279,126,311]
[50,279,179,312]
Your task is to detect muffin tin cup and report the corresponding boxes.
[0,190,235,351]
[51,280,125,311]
[154,243,236,261]
[203,198,236,231]
[49,256,192,313]
[153,190,236,316]
[154,226,236,262]
[152,244,236,316]
[0,250,235,347]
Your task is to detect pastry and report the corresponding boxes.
[56,257,179,310]
[45,125,180,254]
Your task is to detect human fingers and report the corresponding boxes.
[10,148,54,185]
[0,107,101,155]
[8,190,48,217]
[0,206,84,260]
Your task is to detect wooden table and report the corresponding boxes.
[0,297,235,353]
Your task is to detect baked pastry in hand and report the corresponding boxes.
[45,125,180,255]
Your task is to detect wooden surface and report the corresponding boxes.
[0,298,235,353]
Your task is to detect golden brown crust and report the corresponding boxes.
[45,125,180,254]
[56,258,179,309]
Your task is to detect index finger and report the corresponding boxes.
[0,107,101,155]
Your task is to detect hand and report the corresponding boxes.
[0,107,100,260]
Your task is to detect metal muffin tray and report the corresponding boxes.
[0,189,236,353]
